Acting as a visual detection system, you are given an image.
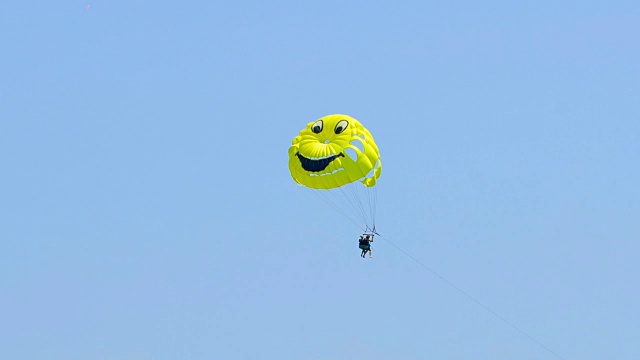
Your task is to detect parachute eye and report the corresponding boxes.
[334,120,349,134]
[311,120,323,134]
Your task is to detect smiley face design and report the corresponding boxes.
[288,114,382,190]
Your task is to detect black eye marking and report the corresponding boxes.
[334,120,349,134]
[312,120,323,134]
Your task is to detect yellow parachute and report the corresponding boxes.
[288,114,381,229]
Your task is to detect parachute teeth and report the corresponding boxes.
[306,154,340,160]
[311,167,344,177]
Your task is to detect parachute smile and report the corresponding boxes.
[296,152,344,172]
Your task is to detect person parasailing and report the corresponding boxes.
[358,234,373,258]
[287,114,382,258]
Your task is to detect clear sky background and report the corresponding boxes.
[1,1,639,359]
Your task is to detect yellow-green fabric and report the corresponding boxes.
[288,114,382,190]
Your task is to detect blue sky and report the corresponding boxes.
[1,1,639,359]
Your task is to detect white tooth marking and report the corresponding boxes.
[309,167,345,177]
[305,153,339,160]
